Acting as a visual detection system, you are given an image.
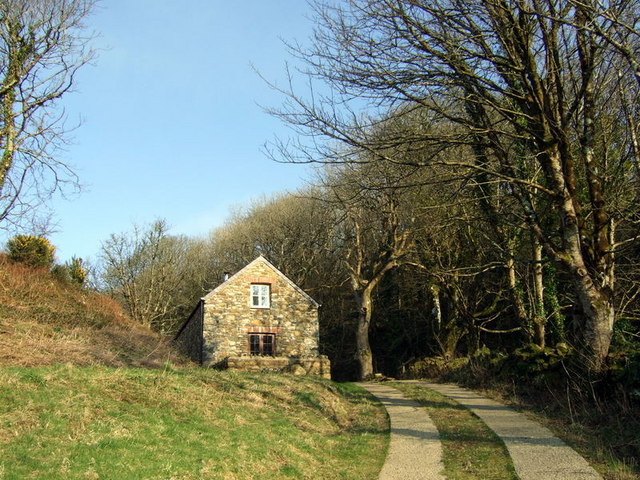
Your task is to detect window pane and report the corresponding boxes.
[263,285,270,307]
[262,335,274,356]
[249,335,260,355]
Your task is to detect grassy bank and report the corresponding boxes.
[0,255,184,369]
[0,366,388,480]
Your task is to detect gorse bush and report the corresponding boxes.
[7,235,55,269]
[67,257,87,285]
[52,257,87,286]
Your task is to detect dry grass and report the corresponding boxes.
[0,255,185,368]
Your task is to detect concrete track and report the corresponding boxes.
[358,383,445,480]
[360,381,602,480]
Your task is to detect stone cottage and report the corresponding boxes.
[174,256,330,377]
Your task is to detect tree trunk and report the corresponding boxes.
[437,282,465,358]
[344,204,412,380]
[532,236,546,348]
[354,286,374,380]
[572,267,615,371]
[430,284,441,332]
[0,71,17,196]
[554,169,614,370]
[441,323,464,358]
[574,15,615,371]
[506,251,529,335]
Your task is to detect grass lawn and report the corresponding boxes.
[0,366,388,480]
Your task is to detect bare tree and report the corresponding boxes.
[99,220,197,333]
[210,192,339,286]
[270,0,640,371]
[0,0,95,231]
[321,161,423,379]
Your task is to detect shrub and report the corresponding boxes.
[51,257,87,286]
[503,343,574,381]
[608,349,640,402]
[402,356,469,379]
[427,344,575,388]
[67,257,87,285]
[459,344,574,387]
[51,264,71,283]
[6,235,55,269]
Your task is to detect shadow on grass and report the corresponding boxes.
[294,382,390,435]
[383,395,467,411]
[192,374,388,436]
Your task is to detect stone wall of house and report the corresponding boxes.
[202,259,320,366]
[174,300,203,363]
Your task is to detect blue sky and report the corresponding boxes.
[36,1,319,262]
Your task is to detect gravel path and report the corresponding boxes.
[408,381,603,480]
[358,383,445,480]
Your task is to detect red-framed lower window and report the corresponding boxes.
[249,333,275,356]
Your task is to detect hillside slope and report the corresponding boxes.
[0,256,389,480]
[0,255,184,368]
[0,366,387,480]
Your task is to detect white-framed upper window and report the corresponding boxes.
[250,284,270,308]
